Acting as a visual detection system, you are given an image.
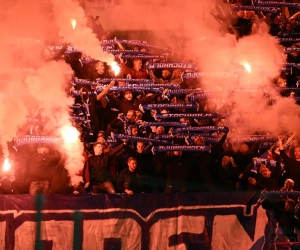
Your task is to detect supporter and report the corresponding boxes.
[0,177,13,194]
[278,135,300,190]
[84,140,128,194]
[107,89,166,115]
[247,163,281,192]
[214,156,238,192]
[86,15,94,29]
[164,151,190,193]
[286,44,300,87]
[260,187,294,250]
[234,10,252,38]
[25,144,61,195]
[284,178,295,191]
[269,13,282,36]
[110,110,137,134]
[227,142,260,190]
[148,69,182,84]
[124,141,155,192]
[189,132,227,192]
[93,16,105,41]
[119,57,148,79]
[116,157,140,194]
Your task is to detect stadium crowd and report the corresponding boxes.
[1,0,300,247]
[0,0,299,197]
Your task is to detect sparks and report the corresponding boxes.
[3,158,11,172]
[242,62,252,73]
[70,19,77,30]
[111,61,121,76]
[61,125,80,144]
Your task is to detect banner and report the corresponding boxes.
[101,39,170,51]
[112,134,172,145]
[182,72,238,79]
[233,6,279,14]
[15,136,59,147]
[254,1,300,9]
[150,133,218,140]
[155,113,227,119]
[141,122,189,128]
[104,49,150,55]
[175,126,229,133]
[153,145,210,152]
[147,62,197,70]
[139,103,198,112]
[74,78,155,85]
[0,193,267,250]
[284,47,300,54]
[120,54,166,60]
[228,136,277,143]
[279,38,300,43]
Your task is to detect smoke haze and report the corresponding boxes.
[0,0,299,179]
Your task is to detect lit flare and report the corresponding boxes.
[61,125,80,144]
[242,62,252,73]
[70,19,77,29]
[3,158,11,172]
[111,61,121,75]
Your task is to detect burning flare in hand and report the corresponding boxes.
[61,125,80,144]
[242,62,252,73]
[70,19,77,30]
[3,158,11,172]
[111,61,121,76]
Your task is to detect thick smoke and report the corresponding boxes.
[51,0,115,65]
[0,0,96,185]
[86,0,300,137]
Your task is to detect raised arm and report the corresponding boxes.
[278,135,292,167]
[148,70,161,84]
[108,142,126,158]
[211,133,227,154]
[114,37,125,51]
[96,81,115,101]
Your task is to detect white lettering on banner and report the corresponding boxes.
[0,204,267,249]
[0,221,5,250]
[211,207,267,250]
[14,221,73,250]
[149,216,205,250]
[82,219,141,250]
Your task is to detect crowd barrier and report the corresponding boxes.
[0,192,267,250]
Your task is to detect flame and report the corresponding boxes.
[61,125,80,144]
[70,19,77,29]
[111,61,121,76]
[242,62,252,73]
[3,158,11,172]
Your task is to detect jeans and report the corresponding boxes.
[29,181,50,195]
[91,181,115,194]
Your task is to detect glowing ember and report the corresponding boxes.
[111,61,121,75]
[3,158,11,172]
[61,125,79,144]
[70,19,77,29]
[242,62,252,73]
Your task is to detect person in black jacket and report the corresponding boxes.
[189,133,228,192]
[26,144,61,195]
[124,141,155,192]
[215,156,238,192]
[117,157,140,195]
[261,190,298,250]
[84,140,128,194]
[278,135,300,190]
[107,89,167,115]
